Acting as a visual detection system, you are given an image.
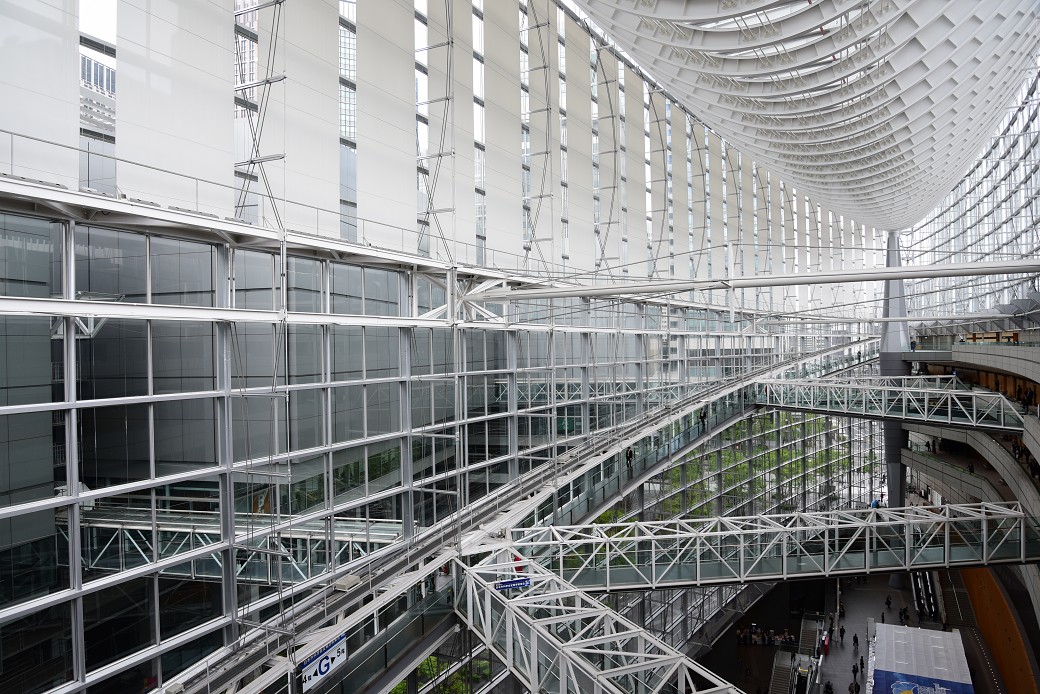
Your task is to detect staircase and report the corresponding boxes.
[799,616,821,656]
[768,650,793,694]
[766,617,820,694]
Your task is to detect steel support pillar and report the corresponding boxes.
[881,231,910,587]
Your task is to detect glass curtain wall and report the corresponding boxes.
[0,207,877,692]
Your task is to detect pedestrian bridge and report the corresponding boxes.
[756,376,1024,431]
[458,549,742,694]
[507,502,1040,592]
[60,504,404,584]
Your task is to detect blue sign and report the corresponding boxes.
[494,578,531,590]
[300,632,348,692]
[873,669,974,694]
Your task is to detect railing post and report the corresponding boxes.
[696,534,701,585]
[944,510,951,566]
[1021,514,1026,563]
[905,517,912,569]
[824,527,829,574]
[981,512,987,563]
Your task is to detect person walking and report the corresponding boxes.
[839,625,845,644]
[881,611,885,624]
[860,655,865,672]
[885,594,892,609]
[852,663,859,680]
[853,633,859,650]
[625,446,633,479]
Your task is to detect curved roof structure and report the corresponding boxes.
[573,0,1040,231]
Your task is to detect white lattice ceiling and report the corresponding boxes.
[573,0,1040,230]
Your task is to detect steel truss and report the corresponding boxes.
[757,376,1024,430]
[456,550,740,694]
[61,505,403,584]
[509,502,1040,592]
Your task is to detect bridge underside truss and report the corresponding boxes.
[457,550,740,694]
[62,506,403,584]
[509,502,1040,592]
[758,376,1024,431]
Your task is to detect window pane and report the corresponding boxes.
[366,383,399,435]
[154,398,218,475]
[0,603,73,693]
[363,268,399,316]
[330,262,363,314]
[0,213,62,298]
[152,321,215,394]
[332,385,364,442]
[159,570,222,641]
[288,257,322,312]
[78,404,151,488]
[367,442,401,495]
[290,389,324,451]
[364,326,399,378]
[230,323,285,389]
[332,446,365,503]
[76,226,146,301]
[288,324,323,384]
[234,249,276,309]
[84,578,154,671]
[331,325,364,381]
[151,236,215,306]
[0,316,60,406]
[232,396,287,462]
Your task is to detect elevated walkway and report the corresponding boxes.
[509,502,1040,592]
[902,349,953,361]
[59,505,404,583]
[457,549,741,694]
[757,376,1024,431]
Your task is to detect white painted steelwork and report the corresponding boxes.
[510,502,1038,592]
[457,550,741,694]
[758,376,1024,430]
[571,0,1040,231]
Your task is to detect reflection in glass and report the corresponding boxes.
[0,602,72,693]
[84,577,154,671]
[0,213,62,298]
[76,318,148,399]
[75,226,147,301]
[155,399,218,475]
[289,256,322,312]
[152,321,215,394]
[230,322,285,389]
[232,395,287,462]
[151,236,215,306]
[79,404,151,487]
[234,249,277,310]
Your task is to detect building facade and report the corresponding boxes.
[0,1,1037,693]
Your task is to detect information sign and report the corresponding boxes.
[494,578,531,591]
[300,632,348,692]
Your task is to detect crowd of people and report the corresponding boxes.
[736,623,797,646]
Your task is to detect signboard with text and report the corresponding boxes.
[494,578,531,591]
[299,632,348,692]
